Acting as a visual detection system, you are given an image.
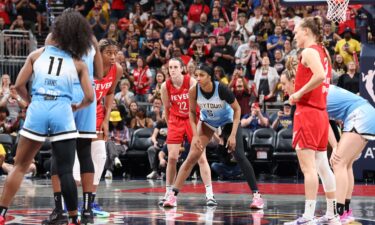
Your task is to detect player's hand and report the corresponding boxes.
[101,121,109,141]
[71,103,81,112]
[330,148,340,166]
[289,91,302,104]
[192,135,203,152]
[160,159,167,168]
[226,134,236,153]
[153,141,158,148]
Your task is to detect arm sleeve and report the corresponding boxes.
[218,83,235,104]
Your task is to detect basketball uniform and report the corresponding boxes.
[73,46,97,138]
[166,75,193,144]
[292,45,331,151]
[20,46,78,142]
[327,85,375,140]
[197,81,233,129]
[94,64,117,131]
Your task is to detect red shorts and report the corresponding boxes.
[96,116,104,132]
[292,105,328,151]
[166,114,193,144]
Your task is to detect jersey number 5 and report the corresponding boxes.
[48,56,63,76]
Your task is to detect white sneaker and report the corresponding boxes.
[315,215,341,225]
[105,170,112,179]
[284,216,316,225]
[147,171,159,179]
[114,157,122,167]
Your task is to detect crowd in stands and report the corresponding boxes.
[0,0,370,179]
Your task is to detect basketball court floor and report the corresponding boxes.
[1,177,374,224]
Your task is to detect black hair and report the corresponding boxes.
[51,8,93,59]
[196,63,214,81]
[0,106,9,117]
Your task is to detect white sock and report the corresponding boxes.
[205,184,214,199]
[303,200,316,220]
[326,198,337,217]
[166,185,172,193]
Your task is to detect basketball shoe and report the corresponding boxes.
[0,215,5,225]
[346,209,355,223]
[91,202,110,218]
[41,208,68,225]
[250,193,264,209]
[315,214,341,225]
[80,209,94,224]
[206,196,218,206]
[163,191,177,208]
[284,216,316,225]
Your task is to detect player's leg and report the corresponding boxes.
[197,151,216,206]
[164,121,214,207]
[344,158,356,222]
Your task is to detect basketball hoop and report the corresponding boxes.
[327,0,350,23]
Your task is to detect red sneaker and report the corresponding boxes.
[0,215,6,225]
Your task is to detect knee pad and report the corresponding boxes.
[77,138,94,174]
[91,140,107,185]
[316,151,336,192]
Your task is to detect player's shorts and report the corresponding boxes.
[73,84,97,138]
[292,105,329,151]
[96,114,104,132]
[20,98,78,142]
[343,103,375,140]
[166,114,192,144]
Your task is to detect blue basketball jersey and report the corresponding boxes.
[197,81,233,128]
[32,45,78,101]
[327,85,368,121]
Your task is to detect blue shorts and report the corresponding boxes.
[344,103,375,140]
[73,84,97,138]
[20,100,78,142]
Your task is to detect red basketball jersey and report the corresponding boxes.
[295,45,331,110]
[166,75,191,119]
[95,64,117,120]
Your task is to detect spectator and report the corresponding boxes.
[0,85,27,122]
[187,0,210,25]
[10,107,26,132]
[146,116,167,179]
[235,35,261,79]
[148,70,165,103]
[232,76,254,117]
[109,0,125,20]
[334,27,361,65]
[130,106,153,129]
[147,97,163,124]
[236,12,252,42]
[151,0,169,21]
[213,17,230,36]
[246,7,262,33]
[125,36,141,70]
[133,56,152,102]
[271,100,293,131]
[88,7,107,41]
[191,13,213,38]
[15,0,37,32]
[0,1,10,26]
[187,38,210,64]
[0,17,7,30]
[332,54,347,85]
[160,18,184,50]
[240,102,269,131]
[145,41,166,71]
[280,18,294,41]
[0,74,10,97]
[125,101,138,126]
[129,3,149,27]
[254,56,279,100]
[74,0,94,17]
[186,61,197,78]
[323,21,341,56]
[266,25,286,61]
[337,61,359,94]
[273,49,285,75]
[227,31,243,51]
[0,106,11,134]
[116,51,131,81]
[86,0,110,22]
[224,21,242,42]
[209,7,221,29]
[105,111,130,179]
[114,79,134,109]
[173,16,188,37]
[103,22,122,43]
[283,39,297,59]
[210,34,235,75]
[213,66,229,85]
[7,15,30,56]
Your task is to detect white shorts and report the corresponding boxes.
[343,104,375,140]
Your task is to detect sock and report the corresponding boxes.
[166,185,172,193]
[326,198,337,217]
[0,206,8,217]
[205,185,214,199]
[83,192,92,211]
[54,192,63,210]
[345,199,351,212]
[172,188,179,196]
[91,193,96,204]
[302,200,316,220]
[253,190,260,196]
[337,203,345,216]
[69,215,79,224]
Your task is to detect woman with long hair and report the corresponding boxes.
[133,56,152,102]
[283,16,340,225]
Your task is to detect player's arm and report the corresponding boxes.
[92,36,103,80]
[74,60,94,110]
[15,48,44,104]
[188,85,198,137]
[290,48,326,102]
[160,82,170,126]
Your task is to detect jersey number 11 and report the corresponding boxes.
[48,56,64,76]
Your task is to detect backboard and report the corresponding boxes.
[280,0,375,6]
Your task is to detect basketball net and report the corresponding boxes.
[327,0,350,23]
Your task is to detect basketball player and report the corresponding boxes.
[72,38,122,217]
[160,58,217,206]
[0,9,94,225]
[163,64,263,209]
[42,34,103,224]
[280,48,340,225]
